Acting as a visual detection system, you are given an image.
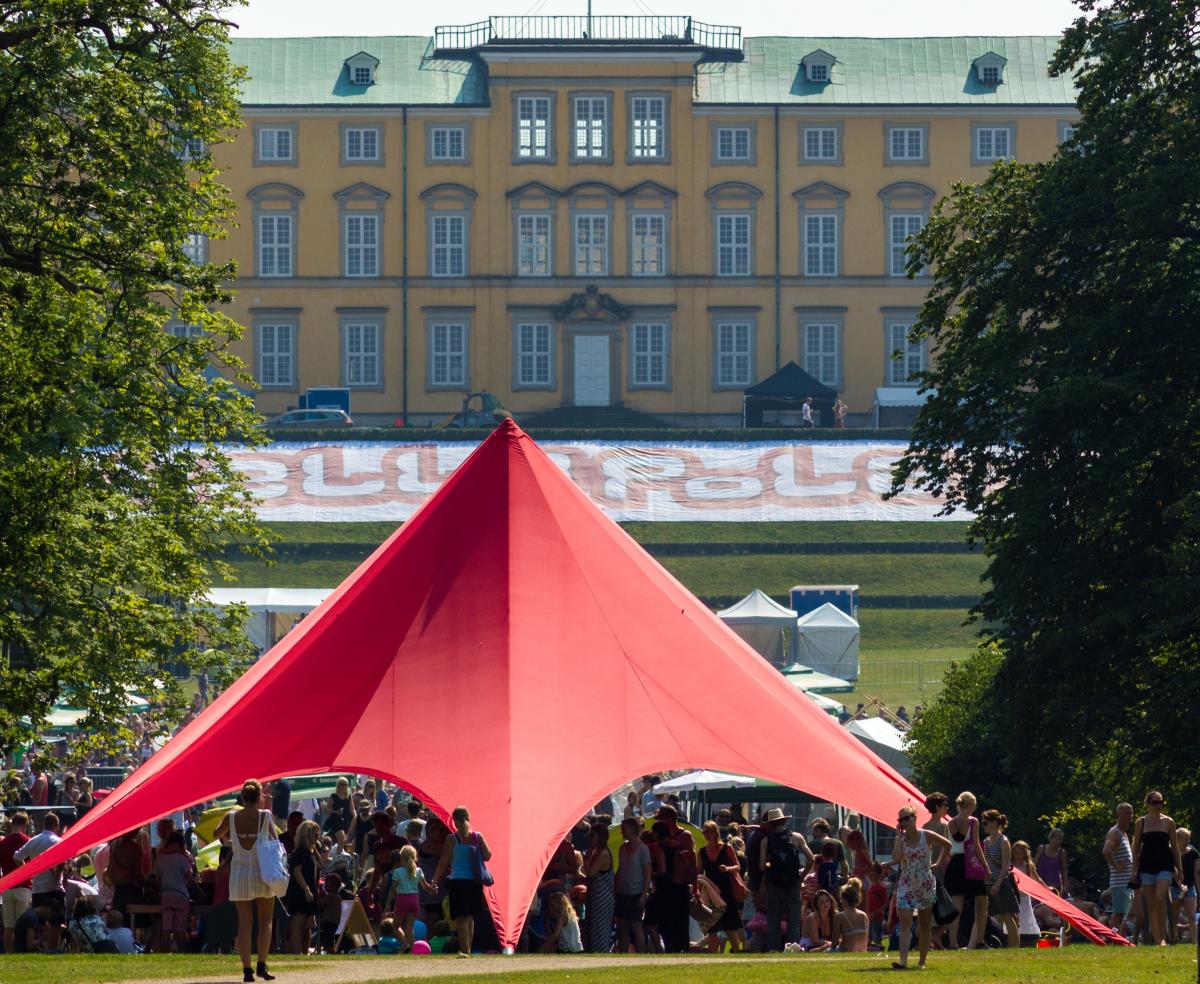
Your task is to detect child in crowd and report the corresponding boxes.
[377,917,404,954]
[817,840,841,894]
[318,872,354,954]
[105,909,137,954]
[384,845,432,952]
[540,892,584,953]
[154,830,193,952]
[866,862,888,947]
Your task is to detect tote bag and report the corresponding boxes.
[470,832,494,887]
[963,820,989,881]
[255,811,290,897]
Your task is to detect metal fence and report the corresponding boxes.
[434,16,741,51]
[857,658,956,692]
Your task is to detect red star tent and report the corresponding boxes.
[0,421,1118,948]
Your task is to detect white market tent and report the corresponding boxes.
[717,589,798,667]
[654,770,758,795]
[206,588,333,653]
[805,691,845,716]
[791,603,861,681]
[845,717,911,776]
[780,661,854,694]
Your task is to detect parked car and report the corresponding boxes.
[264,409,354,429]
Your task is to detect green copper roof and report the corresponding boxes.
[230,36,486,107]
[696,36,1077,105]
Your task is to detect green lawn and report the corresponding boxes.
[0,948,1186,984]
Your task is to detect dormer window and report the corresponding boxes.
[345,51,380,86]
[800,49,835,85]
[972,52,1007,88]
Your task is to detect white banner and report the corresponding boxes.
[224,441,966,522]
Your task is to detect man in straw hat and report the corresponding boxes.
[757,808,815,951]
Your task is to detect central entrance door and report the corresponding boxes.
[573,335,610,406]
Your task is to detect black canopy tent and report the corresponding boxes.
[742,361,837,427]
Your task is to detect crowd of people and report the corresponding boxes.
[0,757,1194,976]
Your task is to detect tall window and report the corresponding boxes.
[344,322,380,386]
[182,233,207,265]
[259,323,294,386]
[177,137,205,161]
[257,214,292,277]
[431,126,465,161]
[516,322,552,387]
[804,213,837,276]
[429,322,466,387]
[804,127,838,161]
[258,127,293,162]
[715,322,753,386]
[716,214,751,276]
[631,96,666,159]
[344,214,379,277]
[430,215,465,277]
[516,95,552,159]
[344,127,379,161]
[631,322,668,386]
[804,323,839,386]
[716,127,751,161]
[889,214,924,276]
[631,214,666,276]
[975,126,1011,161]
[573,95,608,160]
[574,214,608,276]
[517,214,552,277]
[888,127,924,161]
[888,322,926,384]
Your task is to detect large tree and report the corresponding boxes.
[0,2,266,757]
[895,0,1200,845]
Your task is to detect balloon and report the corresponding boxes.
[412,919,427,941]
[411,940,431,955]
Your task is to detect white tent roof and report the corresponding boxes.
[717,589,797,624]
[780,663,855,694]
[206,588,334,613]
[805,691,845,716]
[845,717,910,775]
[873,386,935,407]
[654,770,758,794]
[796,602,860,629]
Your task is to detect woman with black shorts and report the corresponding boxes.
[432,805,492,957]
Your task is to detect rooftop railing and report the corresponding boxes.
[434,15,741,53]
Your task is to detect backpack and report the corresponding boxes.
[765,831,802,887]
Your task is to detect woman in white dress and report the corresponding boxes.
[1011,841,1046,946]
[214,779,279,983]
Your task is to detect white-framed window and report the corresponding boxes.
[259,322,294,387]
[516,322,552,387]
[1060,124,1077,143]
[344,214,379,277]
[715,321,753,387]
[804,213,838,277]
[344,321,380,386]
[809,63,829,83]
[167,322,203,339]
[980,64,1000,85]
[345,127,379,161]
[431,126,466,161]
[573,95,608,160]
[178,136,205,161]
[804,127,838,161]
[631,322,668,387]
[182,233,207,265]
[631,95,666,159]
[631,213,666,276]
[574,214,608,276]
[257,214,292,277]
[889,127,924,161]
[804,322,839,386]
[352,65,372,85]
[516,95,552,159]
[517,213,552,277]
[429,321,467,388]
[716,213,751,276]
[430,214,465,277]
[258,127,293,162]
[716,126,752,161]
[889,213,925,277]
[888,322,926,384]
[975,126,1011,161]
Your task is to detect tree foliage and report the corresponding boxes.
[894,0,1200,846]
[0,2,268,757]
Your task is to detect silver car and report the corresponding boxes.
[264,409,354,429]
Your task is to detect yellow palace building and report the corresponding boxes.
[206,17,1078,426]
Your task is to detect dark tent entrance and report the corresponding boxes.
[742,361,837,428]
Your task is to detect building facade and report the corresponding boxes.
[206,20,1078,426]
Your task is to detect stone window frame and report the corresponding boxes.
[424,122,472,166]
[798,121,843,166]
[796,305,847,391]
[710,121,756,166]
[338,308,386,391]
[625,180,676,278]
[248,182,303,279]
[878,181,935,279]
[421,183,476,279]
[423,306,473,392]
[626,90,671,165]
[883,121,930,166]
[335,182,389,279]
[252,122,298,166]
[709,307,759,390]
[568,90,614,165]
[507,180,560,278]
[253,309,301,390]
[794,181,849,279]
[339,122,384,167]
[971,121,1017,166]
[706,182,762,278]
[510,309,557,392]
[567,181,618,277]
[627,311,674,391]
[512,91,557,164]
[882,307,927,386]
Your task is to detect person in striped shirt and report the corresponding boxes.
[1102,802,1135,932]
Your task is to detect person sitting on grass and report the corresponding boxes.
[833,878,869,952]
[69,898,118,954]
[105,908,137,954]
[377,917,404,954]
[800,889,837,951]
[541,892,584,953]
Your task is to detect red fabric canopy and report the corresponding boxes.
[0,420,1104,947]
